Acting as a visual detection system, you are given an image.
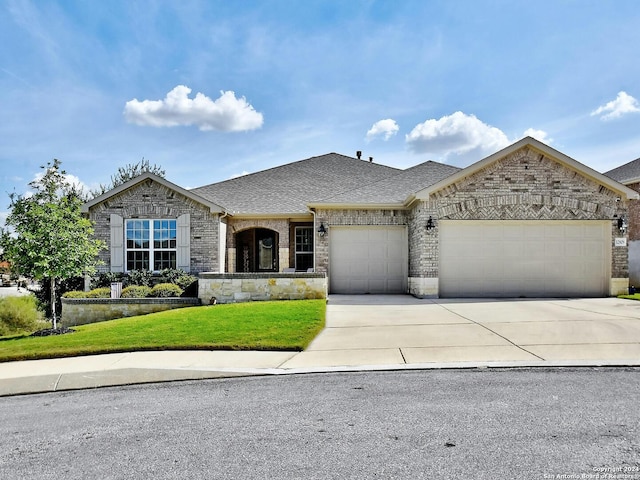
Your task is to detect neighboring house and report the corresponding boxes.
[604,157,640,286]
[83,137,638,298]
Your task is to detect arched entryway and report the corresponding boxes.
[235,228,279,272]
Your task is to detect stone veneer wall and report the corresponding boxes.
[61,297,201,327]
[88,178,220,274]
[199,273,326,303]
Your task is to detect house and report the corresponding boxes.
[604,157,640,286]
[82,137,638,299]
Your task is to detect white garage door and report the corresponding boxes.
[330,226,407,294]
[440,220,610,297]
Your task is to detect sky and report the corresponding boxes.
[2,0,640,226]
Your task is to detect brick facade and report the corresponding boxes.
[424,146,629,282]
[87,142,632,297]
[88,178,220,274]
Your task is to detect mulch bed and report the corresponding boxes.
[30,327,76,337]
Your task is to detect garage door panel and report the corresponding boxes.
[330,227,407,294]
[440,220,610,297]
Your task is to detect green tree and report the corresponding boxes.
[91,158,165,197]
[1,160,105,329]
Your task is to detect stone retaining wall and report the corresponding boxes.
[61,297,201,327]
[198,273,327,304]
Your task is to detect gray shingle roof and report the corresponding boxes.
[316,160,461,205]
[190,153,402,214]
[604,157,640,183]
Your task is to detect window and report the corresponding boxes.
[125,219,177,271]
[295,226,314,271]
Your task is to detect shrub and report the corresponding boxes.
[127,269,153,287]
[149,283,183,298]
[160,269,197,291]
[85,287,111,298]
[121,285,153,298]
[62,290,89,298]
[91,272,127,289]
[0,295,47,336]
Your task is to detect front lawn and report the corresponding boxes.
[0,300,326,362]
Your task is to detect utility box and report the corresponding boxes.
[110,282,123,299]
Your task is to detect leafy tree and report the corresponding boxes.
[1,160,105,329]
[91,158,165,197]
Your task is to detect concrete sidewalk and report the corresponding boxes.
[2,295,640,396]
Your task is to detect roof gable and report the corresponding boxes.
[414,137,639,201]
[81,173,224,214]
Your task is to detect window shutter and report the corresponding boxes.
[177,213,191,272]
[110,214,124,272]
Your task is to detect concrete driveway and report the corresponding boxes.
[282,295,640,368]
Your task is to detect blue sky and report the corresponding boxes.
[2,0,640,224]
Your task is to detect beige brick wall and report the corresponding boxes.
[88,179,220,274]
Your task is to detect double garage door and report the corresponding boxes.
[329,221,611,297]
[439,220,611,297]
[330,226,407,294]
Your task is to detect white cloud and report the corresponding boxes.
[124,85,264,132]
[591,91,640,121]
[522,128,553,145]
[405,111,509,160]
[366,119,399,141]
[31,172,90,196]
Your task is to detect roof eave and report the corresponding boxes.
[618,176,640,187]
[81,173,226,214]
[228,212,313,220]
[308,202,407,210]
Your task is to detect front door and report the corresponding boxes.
[257,230,276,271]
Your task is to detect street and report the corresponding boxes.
[1,368,639,479]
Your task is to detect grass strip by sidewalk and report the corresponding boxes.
[0,299,325,362]
[618,294,640,301]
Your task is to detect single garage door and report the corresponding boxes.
[330,226,407,294]
[439,220,610,297]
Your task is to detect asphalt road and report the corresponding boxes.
[1,368,639,480]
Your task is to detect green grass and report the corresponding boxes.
[618,294,640,301]
[0,300,326,362]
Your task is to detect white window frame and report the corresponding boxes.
[125,219,177,272]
